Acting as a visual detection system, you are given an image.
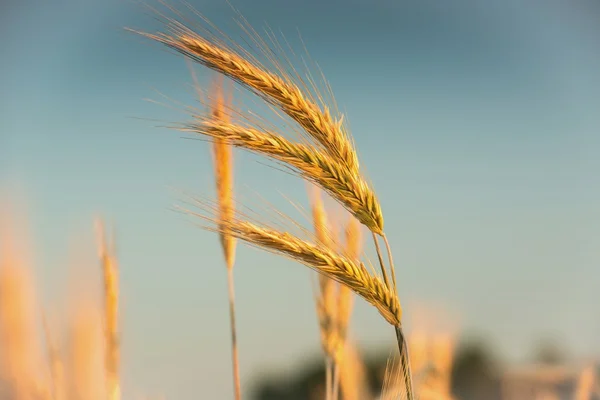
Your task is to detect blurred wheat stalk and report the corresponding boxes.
[207,74,243,400]
[0,204,121,400]
[309,187,364,400]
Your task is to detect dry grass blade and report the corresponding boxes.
[134,26,360,173]
[182,119,384,234]
[395,326,415,400]
[188,211,401,326]
[96,219,120,400]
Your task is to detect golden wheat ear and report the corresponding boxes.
[184,206,402,327]
[182,119,384,234]
[209,76,237,271]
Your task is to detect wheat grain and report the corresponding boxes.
[209,76,237,271]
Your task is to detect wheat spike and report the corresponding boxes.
[183,119,383,233]
[135,27,359,173]
[188,212,401,326]
[209,77,237,271]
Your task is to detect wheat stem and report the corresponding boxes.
[371,232,391,291]
[382,233,397,292]
[395,325,414,400]
[331,363,340,400]
[325,357,333,400]
[226,267,241,400]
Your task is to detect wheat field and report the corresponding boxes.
[2,1,599,400]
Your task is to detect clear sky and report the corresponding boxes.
[2,0,600,398]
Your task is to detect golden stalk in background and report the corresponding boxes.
[208,74,242,400]
[96,220,121,400]
[336,217,363,400]
[310,187,338,400]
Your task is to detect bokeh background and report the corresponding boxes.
[2,0,600,398]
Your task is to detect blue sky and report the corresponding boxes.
[2,0,600,398]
